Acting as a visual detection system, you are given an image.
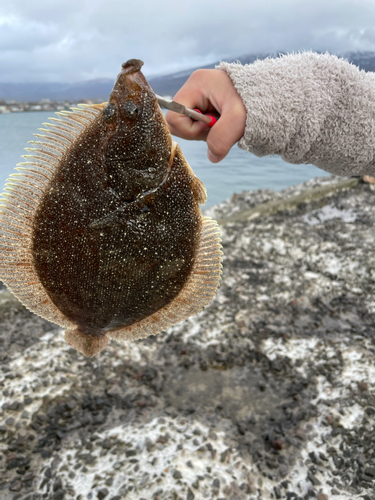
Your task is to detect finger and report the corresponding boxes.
[206,103,246,163]
[166,111,209,141]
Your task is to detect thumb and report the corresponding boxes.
[206,104,246,163]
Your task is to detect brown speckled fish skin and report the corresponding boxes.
[0,59,222,357]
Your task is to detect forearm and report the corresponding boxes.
[218,52,375,176]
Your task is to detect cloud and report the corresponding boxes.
[0,16,62,52]
[0,0,374,82]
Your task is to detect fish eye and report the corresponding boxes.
[103,103,117,123]
[123,100,139,119]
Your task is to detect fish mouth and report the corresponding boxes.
[115,59,151,93]
[120,59,144,75]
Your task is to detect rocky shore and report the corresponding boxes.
[0,175,374,500]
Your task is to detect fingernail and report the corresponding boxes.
[207,149,220,163]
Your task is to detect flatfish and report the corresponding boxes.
[0,59,222,357]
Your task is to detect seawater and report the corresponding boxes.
[0,111,329,208]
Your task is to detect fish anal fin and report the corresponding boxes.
[108,216,222,342]
[64,329,109,357]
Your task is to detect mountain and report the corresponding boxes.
[147,53,270,97]
[0,79,114,103]
[1,51,375,102]
[148,51,375,97]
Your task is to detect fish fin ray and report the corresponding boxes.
[39,126,78,142]
[28,139,66,155]
[36,105,100,150]
[78,102,107,111]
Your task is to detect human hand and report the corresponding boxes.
[165,69,246,163]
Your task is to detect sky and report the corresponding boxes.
[0,0,375,83]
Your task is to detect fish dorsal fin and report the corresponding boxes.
[0,104,105,326]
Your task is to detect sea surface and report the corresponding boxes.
[0,111,330,208]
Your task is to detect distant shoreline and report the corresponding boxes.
[0,100,102,114]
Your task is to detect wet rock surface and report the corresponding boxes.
[0,175,374,499]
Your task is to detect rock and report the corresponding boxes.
[101,439,113,450]
[187,489,195,500]
[53,490,65,500]
[307,470,321,485]
[7,456,26,470]
[212,478,220,488]
[53,477,63,491]
[9,479,22,491]
[8,401,22,411]
[85,455,96,465]
[272,439,283,450]
[173,470,182,479]
[333,455,343,469]
[365,467,375,478]
[106,384,122,398]
[357,381,369,392]
[97,489,109,500]
[279,465,288,477]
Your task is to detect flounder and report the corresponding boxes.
[0,59,222,357]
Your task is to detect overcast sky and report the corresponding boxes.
[1,0,375,83]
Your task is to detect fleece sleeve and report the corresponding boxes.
[217,52,375,177]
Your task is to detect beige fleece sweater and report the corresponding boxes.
[217,52,375,177]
